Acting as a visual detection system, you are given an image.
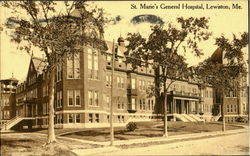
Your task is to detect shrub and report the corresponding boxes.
[126,122,137,132]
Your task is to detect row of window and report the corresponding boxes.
[225,90,237,98]
[68,90,81,106]
[43,86,49,97]
[170,84,198,94]
[139,99,155,110]
[205,90,213,98]
[56,91,63,108]
[57,113,126,124]
[56,64,62,82]
[67,53,80,79]
[227,104,237,113]
[131,79,153,90]
[2,110,10,119]
[27,89,37,99]
[1,99,10,106]
[88,48,98,79]
[43,103,49,115]
[28,74,36,86]
[105,75,125,89]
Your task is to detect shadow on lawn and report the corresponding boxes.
[1,139,35,148]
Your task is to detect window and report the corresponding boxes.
[122,116,125,123]
[88,91,98,106]
[106,75,111,87]
[75,90,81,106]
[43,103,48,115]
[148,99,151,110]
[76,114,81,123]
[131,98,136,110]
[88,48,98,79]
[118,115,121,123]
[107,115,110,123]
[94,91,98,106]
[234,105,237,113]
[88,91,93,106]
[95,114,99,123]
[117,97,121,109]
[117,77,121,88]
[68,114,74,123]
[5,99,9,106]
[57,91,63,108]
[74,53,80,79]
[67,90,80,106]
[4,111,10,119]
[131,78,136,89]
[139,80,142,90]
[89,114,93,123]
[121,77,124,88]
[67,90,74,106]
[56,114,63,124]
[35,104,38,115]
[121,101,124,109]
[106,95,110,108]
[210,91,213,98]
[56,64,62,82]
[142,80,145,90]
[43,86,48,97]
[117,77,124,89]
[67,53,80,79]
[151,99,154,110]
[140,99,143,110]
[67,54,74,79]
[143,99,146,110]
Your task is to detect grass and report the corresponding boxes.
[59,121,243,142]
[0,133,102,156]
[1,121,245,155]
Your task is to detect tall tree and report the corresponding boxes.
[196,32,248,131]
[2,1,107,144]
[125,17,211,137]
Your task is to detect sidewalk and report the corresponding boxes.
[72,126,248,155]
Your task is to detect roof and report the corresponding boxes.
[211,47,223,63]
[105,41,126,57]
[31,57,47,74]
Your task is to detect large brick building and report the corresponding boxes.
[2,40,248,130]
[7,35,217,130]
[211,48,249,122]
[0,76,18,124]
[1,7,248,131]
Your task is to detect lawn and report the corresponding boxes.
[0,133,102,156]
[60,121,243,142]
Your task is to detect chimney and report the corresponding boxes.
[117,37,125,46]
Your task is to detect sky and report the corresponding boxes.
[0,1,248,81]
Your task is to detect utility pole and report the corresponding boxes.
[110,39,115,146]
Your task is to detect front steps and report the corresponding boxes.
[174,114,205,122]
[0,116,35,132]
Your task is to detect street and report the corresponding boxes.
[96,130,249,155]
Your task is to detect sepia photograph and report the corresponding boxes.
[0,0,249,155]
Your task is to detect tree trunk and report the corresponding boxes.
[47,67,56,144]
[163,92,168,137]
[221,90,226,132]
[163,75,168,137]
[154,67,161,120]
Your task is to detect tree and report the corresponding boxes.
[196,32,248,131]
[125,17,211,137]
[2,1,107,144]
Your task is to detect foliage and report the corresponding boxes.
[195,33,248,91]
[1,1,107,144]
[126,122,138,132]
[125,17,211,99]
